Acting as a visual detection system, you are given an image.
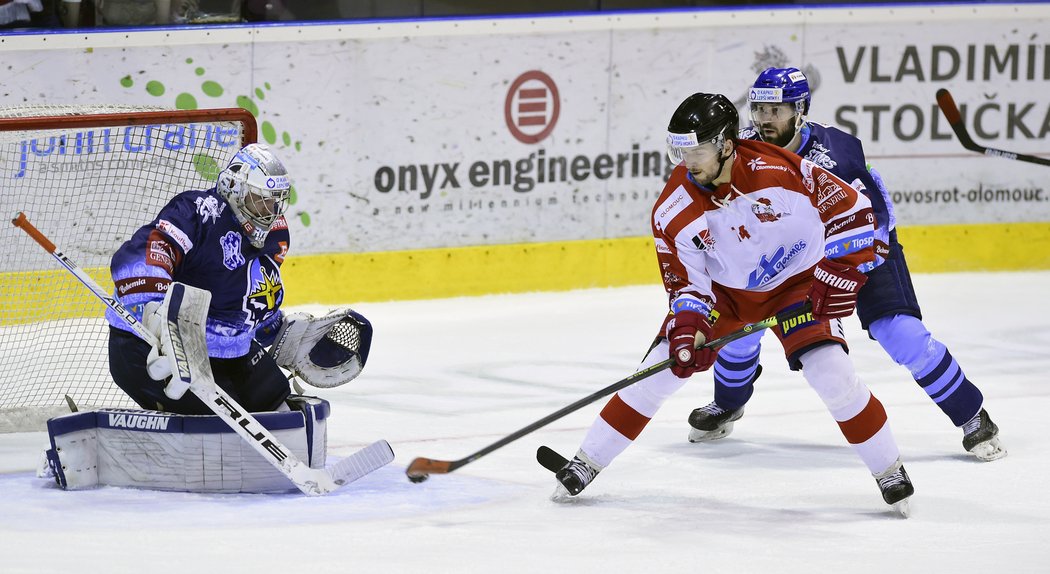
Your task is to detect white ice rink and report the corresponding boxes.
[1,272,1048,573]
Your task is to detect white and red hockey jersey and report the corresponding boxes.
[652,138,877,316]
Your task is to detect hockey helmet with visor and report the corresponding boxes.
[666,93,739,168]
[748,67,811,128]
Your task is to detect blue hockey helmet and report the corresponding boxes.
[748,67,811,118]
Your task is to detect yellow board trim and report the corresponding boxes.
[3,223,1047,321]
[282,221,1050,305]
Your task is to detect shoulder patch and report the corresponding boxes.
[156,219,193,254]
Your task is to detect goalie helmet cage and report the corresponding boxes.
[0,105,258,432]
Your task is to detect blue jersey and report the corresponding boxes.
[106,189,290,359]
[742,122,895,261]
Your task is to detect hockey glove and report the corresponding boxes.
[270,309,373,388]
[141,300,172,381]
[667,310,716,378]
[808,258,869,322]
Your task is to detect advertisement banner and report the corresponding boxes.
[1,4,1047,258]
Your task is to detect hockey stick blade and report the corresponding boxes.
[935,89,1050,166]
[404,303,812,484]
[405,457,454,483]
[536,446,569,474]
[330,440,395,486]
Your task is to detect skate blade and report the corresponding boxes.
[970,437,1007,461]
[688,421,734,443]
[891,498,911,518]
[550,483,574,502]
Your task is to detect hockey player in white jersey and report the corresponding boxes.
[549,93,914,513]
[687,67,1003,462]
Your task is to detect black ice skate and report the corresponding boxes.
[961,408,1006,461]
[553,452,602,499]
[687,365,760,443]
[874,459,914,518]
[687,402,745,443]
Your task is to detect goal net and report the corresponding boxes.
[0,105,257,432]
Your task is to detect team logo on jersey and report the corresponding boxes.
[195,195,225,224]
[690,229,715,251]
[746,240,807,288]
[243,257,284,327]
[221,231,246,270]
[805,143,837,170]
[751,198,781,223]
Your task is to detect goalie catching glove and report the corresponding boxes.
[270,309,373,388]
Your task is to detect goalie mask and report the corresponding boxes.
[217,143,291,249]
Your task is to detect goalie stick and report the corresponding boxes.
[935,88,1050,167]
[12,212,394,496]
[405,303,812,483]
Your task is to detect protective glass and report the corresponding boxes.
[667,137,722,167]
[667,130,724,165]
[749,102,796,123]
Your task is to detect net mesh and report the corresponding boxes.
[0,105,254,431]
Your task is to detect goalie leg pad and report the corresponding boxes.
[43,396,330,493]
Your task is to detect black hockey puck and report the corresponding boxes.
[407,473,428,483]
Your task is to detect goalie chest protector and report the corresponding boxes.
[43,396,329,494]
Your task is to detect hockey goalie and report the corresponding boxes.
[39,143,384,494]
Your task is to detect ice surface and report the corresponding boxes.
[1,272,1047,572]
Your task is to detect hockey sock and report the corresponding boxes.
[870,315,983,426]
[712,331,762,411]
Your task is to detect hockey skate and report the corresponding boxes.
[552,452,602,499]
[961,408,1006,461]
[874,458,914,517]
[687,402,744,443]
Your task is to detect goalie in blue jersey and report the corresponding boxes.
[686,67,1004,461]
[40,143,379,493]
[105,143,372,415]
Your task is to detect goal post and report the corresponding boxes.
[0,105,257,432]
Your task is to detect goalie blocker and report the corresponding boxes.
[42,396,331,493]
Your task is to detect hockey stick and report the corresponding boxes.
[405,303,811,483]
[935,88,1050,166]
[12,212,394,495]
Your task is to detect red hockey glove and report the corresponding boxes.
[808,258,869,322]
[667,310,716,378]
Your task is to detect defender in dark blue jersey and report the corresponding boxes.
[687,68,1004,461]
[104,143,369,416]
